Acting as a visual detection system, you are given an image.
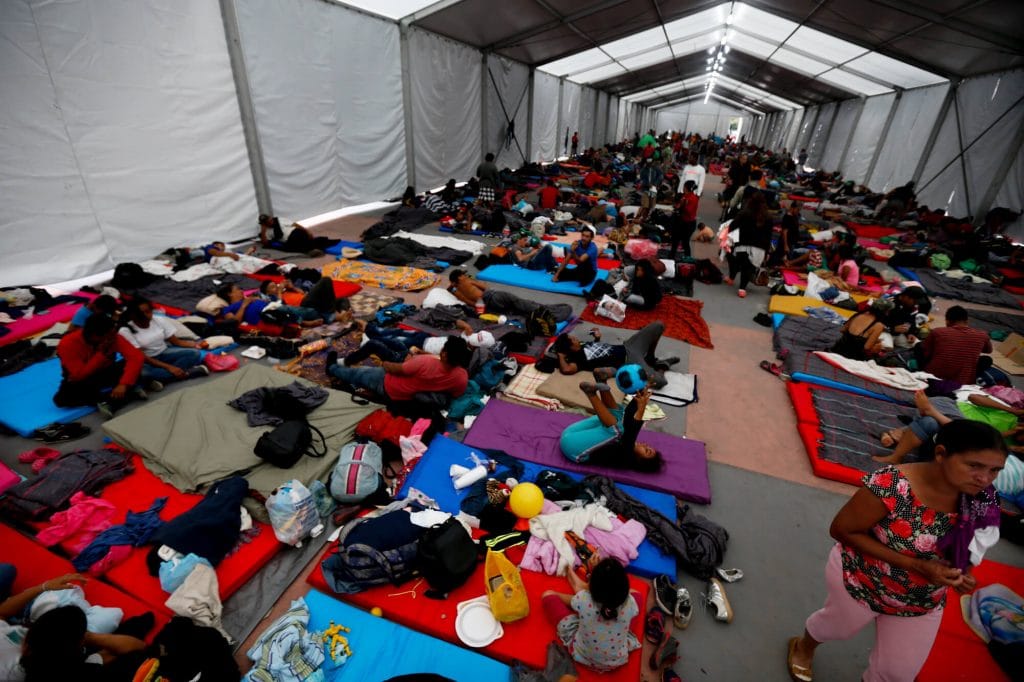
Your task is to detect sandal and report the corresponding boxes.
[644,607,666,645]
[649,635,679,670]
[878,428,902,449]
[759,360,783,376]
[787,637,813,682]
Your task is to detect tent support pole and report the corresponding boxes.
[864,90,902,185]
[556,78,564,159]
[972,118,1024,226]
[788,108,807,156]
[480,52,489,160]
[837,98,866,174]
[399,24,416,189]
[912,82,956,186]
[218,0,272,215]
[951,91,972,215]
[525,68,535,162]
[603,93,612,145]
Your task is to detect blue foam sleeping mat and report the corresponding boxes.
[0,358,94,436]
[399,436,676,579]
[325,240,364,256]
[304,589,509,681]
[475,264,609,296]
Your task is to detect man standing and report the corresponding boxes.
[571,131,579,156]
[677,153,706,197]
[916,306,992,386]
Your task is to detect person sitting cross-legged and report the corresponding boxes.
[54,313,145,418]
[119,298,209,390]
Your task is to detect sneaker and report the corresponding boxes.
[716,567,744,583]
[737,289,747,298]
[131,387,148,401]
[705,577,734,623]
[147,380,165,392]
[96,401,115,420]
[308,249,325,258]
[649,635,679,670]
[653,574,677,615]
[186,365,210,379]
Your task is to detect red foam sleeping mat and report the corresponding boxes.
[918,559,1024,682]
[89,453,281,616]
[0,523,168,638]
[245,275,362,300]
[307,546,647,682]
[786,194,820,202]
[787,381,865,487]
[840,220,905,239]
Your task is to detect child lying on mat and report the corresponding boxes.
[559,372,662,473]
[215,280,351,329]
[542,558,641,672]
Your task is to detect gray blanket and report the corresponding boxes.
[134,273,259,313]
[785,352,916,404]
[773,316,842,357]
[963,309,1024,336]
[812,389,961,473]
[910,268,1023,310]
[103,364,375,493]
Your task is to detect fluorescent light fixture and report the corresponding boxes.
[726,13,734,24]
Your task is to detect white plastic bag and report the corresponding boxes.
[595,295,626,323]
[266,480,322,547]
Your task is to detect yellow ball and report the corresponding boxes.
[370,607,383,617]
[509,482,545,518]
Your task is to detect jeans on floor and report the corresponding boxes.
[327,365,386,397]
[141,347,201,383]
[524,244,558,272]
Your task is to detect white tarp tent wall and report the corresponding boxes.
[483,55,530,173]
[654,101,749,139]
[530,71,559,162]
[3,0,1022,287]
[1,0,256,287]
[234,0,406,220]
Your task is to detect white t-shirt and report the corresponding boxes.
[422,331,495,355]
[119,316,176,357]
[0,621,26,681]
[677,164,706,196]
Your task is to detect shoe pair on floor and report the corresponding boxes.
[653,568,742,627]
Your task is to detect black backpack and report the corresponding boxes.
[417,517,479,599]
[526,307,557,338]
[254,420,327,468]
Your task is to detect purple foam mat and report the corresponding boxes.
[464,399,711,504]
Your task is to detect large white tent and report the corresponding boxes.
[2,0,1022,286]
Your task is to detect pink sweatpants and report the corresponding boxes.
[805,545,943,682]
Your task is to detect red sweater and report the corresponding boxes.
[678,193,699,222]
[57,330,144,387]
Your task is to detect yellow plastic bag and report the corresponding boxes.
[485,549,529,623]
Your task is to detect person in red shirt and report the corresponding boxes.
[327,335,471,406]
[54,313,144,417]
[915,306,993,386]
[537,179,560,210]
[670,180,700,260]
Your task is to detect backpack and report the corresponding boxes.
[254,420,327,468]
[329,442,388,505]
[526,307,557,338]
[417,517,479,599]
[321,514,421,594]
[677,504,729,579]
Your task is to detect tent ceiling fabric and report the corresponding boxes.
[399,0,1024,110]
